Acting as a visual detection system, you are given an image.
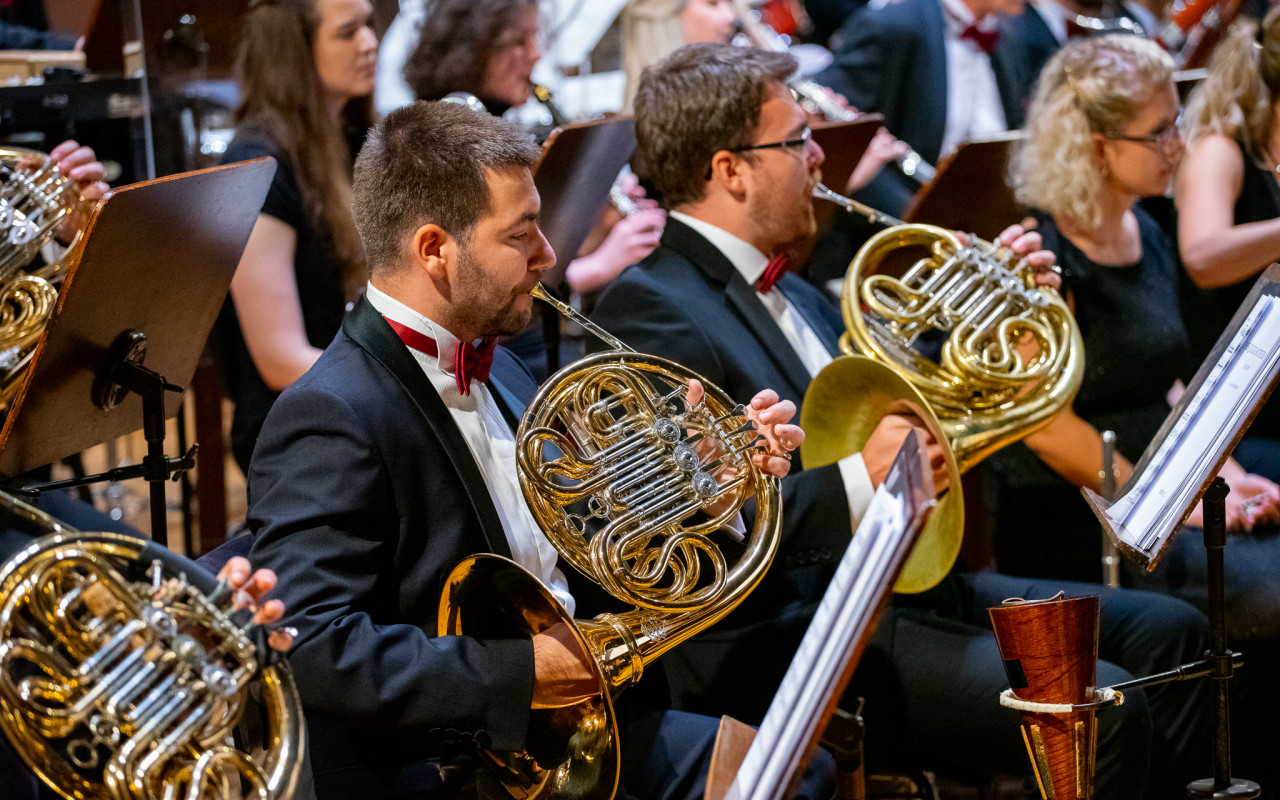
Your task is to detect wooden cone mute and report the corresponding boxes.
[989,594,1100,800]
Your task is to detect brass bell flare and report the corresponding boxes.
[807,190,1084,593]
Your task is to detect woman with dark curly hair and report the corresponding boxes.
[219,0,377,474]
[404,0,540,113]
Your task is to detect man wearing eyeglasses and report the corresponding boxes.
[591,41,1210,797]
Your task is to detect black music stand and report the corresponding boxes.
[903,131,1025,241]
[532,116,637,373]
[1084,266,1280,799]
[0,157,275,547]
[534,116,637,292]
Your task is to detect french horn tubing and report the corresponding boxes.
[0,147,89,404]
[804,184,1083,593]
[0,491,305,800]
[439,284,781,800]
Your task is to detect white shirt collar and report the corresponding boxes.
[669,211,772,287]
[941,0,1000,33]
[365,281,467,375]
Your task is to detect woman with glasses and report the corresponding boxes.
[991,34,1280,580]
[1177,7,1280,477]
[996,39,1280,786]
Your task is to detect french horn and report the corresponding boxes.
[0,147,87,403]
[0,491,305,800]
[439,285,780,800]
[804,184,1083,593]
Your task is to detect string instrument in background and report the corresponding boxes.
[1158,0,1243,68]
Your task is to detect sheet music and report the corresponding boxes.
[724,434,930,800]
[1105,294,1280,557]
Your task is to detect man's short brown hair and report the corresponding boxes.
[352,101,540,275]
[633,43,796,209]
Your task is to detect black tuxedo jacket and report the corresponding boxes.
[246,297,542,796]
[815,0,1028,215]
[999,5,1062,112]
[589,219,861,722]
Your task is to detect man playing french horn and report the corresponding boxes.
[241,100,831,799]
[589,42,1211,798]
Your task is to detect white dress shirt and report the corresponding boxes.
[365,282,576,615]
[669,212,877,528]
[938,0,1009,158]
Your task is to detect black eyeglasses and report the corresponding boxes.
[1103,118,1183,150]
[730,127,813,153]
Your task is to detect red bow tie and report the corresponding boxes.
[385,317,496,397]
[756,255,789,294]
[961,23,1000,53]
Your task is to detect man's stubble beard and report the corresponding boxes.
[454,243,532,339]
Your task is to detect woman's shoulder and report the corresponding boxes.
[222,125,304,226]
[223,126,282,163]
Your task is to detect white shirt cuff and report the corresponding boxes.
[837,452,876,530]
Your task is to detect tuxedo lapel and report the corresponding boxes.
[665,220,815,399]
[343,297,513,559]
[919,0,951,163]
[778,275,844,358]
[991,41,1027,128]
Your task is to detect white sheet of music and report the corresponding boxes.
[1105,294,1280,557]
[724,444,925,800]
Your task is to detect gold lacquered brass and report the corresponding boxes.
[806,186,1083,593]
[0,493,305,800]
[439,285,781,800]
[0,147,88,403]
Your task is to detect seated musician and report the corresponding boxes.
[813,0,1030,219]
[394,0,668,379]
[588,41,1210,798]
[242,100,831,799]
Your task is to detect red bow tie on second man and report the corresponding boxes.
[960,23,1000,54]
[756,254,789,294]
[385,317,497,397]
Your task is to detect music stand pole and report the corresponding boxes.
[1187,477,1260,799]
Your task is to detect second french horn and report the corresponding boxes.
[440,285,780,800]
[804,184,1083,593]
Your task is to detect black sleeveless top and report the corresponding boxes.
[984,206,1191,580]
[1183,142,1280,439]
[1037,206,1188,466]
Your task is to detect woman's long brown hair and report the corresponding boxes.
[235,0,373,284]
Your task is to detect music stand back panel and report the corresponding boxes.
[903,133,1024,240]
[0,158,275,477]
[534,117,636,291]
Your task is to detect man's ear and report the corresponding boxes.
[409,223,456,282]
[707,150,750,197]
